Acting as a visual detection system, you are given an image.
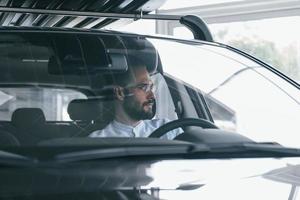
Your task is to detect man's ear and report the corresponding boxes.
[114,86,125,101]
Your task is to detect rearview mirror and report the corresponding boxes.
[48,35,128,75]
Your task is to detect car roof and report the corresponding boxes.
[0,0,166,29]
[0,0,216,42]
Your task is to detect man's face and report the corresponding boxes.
[122,67,156,121]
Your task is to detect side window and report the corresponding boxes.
[204,94,236,131]
[163,74,199,120]
[151,38,300,147]
[165,74,234,128]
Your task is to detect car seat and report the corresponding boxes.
[11,108,47,145]
[67,98,114,136]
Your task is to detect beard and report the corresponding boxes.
[123,96,155,121]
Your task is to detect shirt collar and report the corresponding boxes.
[112,120,144,131]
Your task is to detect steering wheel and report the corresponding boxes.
[148,118,218,138]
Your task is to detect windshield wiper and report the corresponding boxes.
[188,142,300,158]
[0,150,38,167]
[240,142,300,155]
[53,142,300,164]
[54,144,210,163]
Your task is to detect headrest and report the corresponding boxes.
[67,98,114,122]
[11,108,46,128]
[122,37,159,74]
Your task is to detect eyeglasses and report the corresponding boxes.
[127,82,155,93]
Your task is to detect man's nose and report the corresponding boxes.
[147,89,155,99]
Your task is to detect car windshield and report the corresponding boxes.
[150,38,300,147]
[0,31,299,152]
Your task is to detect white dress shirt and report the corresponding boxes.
[89,118,182,140]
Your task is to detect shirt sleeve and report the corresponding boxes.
[88,129,105,138]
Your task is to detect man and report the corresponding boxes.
[89,58,181,140]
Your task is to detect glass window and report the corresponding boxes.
[210,16,300,83]
[167,17,300,83]
[160,0,244,9]
[173,26,194,40]
[0,88,86,121]
[150,38,300,147]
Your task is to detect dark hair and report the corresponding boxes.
[112,56,147,87]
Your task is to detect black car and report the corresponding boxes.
[0,0,300,199]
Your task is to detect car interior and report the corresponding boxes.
[0,29,254,147]
[0,30,204,146]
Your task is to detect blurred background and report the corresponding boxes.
[116,0,300,83]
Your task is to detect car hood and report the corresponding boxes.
[1,156,300,199]
[146,157,300,199]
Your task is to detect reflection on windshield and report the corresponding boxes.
[151,38,300,148]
